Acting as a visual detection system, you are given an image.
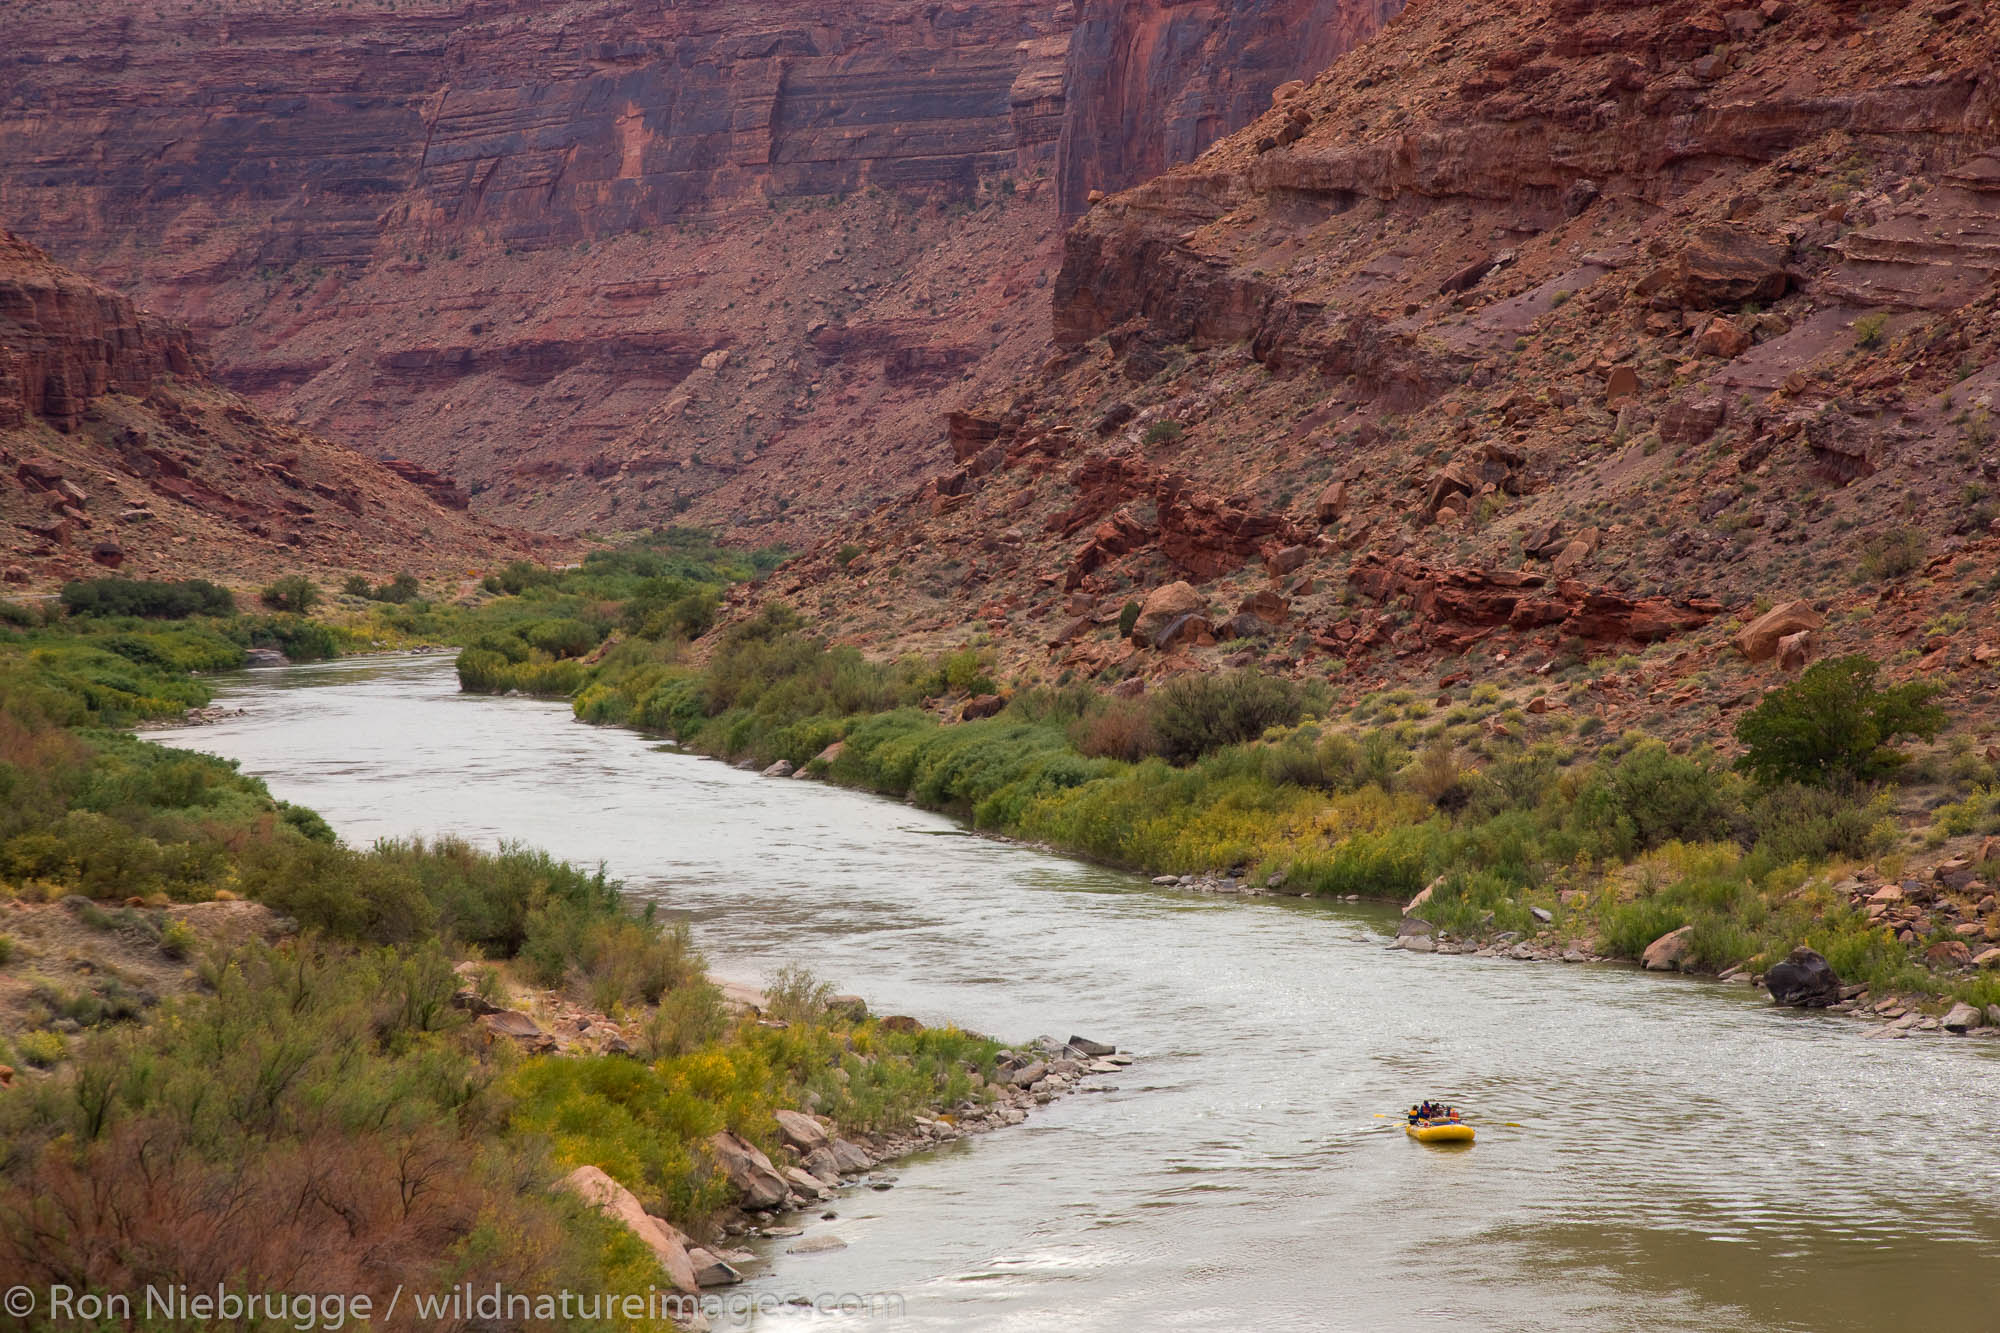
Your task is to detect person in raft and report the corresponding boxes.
[1409,1101,1462,1123]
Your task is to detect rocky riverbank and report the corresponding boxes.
[1386,890,2000,1042]
[469,960,1127,1328]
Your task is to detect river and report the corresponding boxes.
[152,655,2000,1332]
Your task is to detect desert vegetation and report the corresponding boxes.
[445,580,1995,1010]
[0,572,1001,1316]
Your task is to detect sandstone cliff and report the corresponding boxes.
[0,0,1396,542]
[1056,0,1405,215]
[758,0,2000,725]
[0,0,1075,540]
[0,232,531,589]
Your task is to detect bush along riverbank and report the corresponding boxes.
[441,589,2000,1019]
[0,582,1116,1330]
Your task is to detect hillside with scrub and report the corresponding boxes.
[384,546,1998,1017]
[0,560,1012,1322]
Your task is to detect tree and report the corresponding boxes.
[259,575,321,615]
[1735,655,1944,788]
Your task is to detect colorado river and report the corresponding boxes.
[155,655,2000,1332]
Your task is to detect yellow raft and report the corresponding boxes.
[1405,1119,1475,1144]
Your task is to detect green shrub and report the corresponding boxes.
[15,1029,65,1067]
[258,575,320,614]
[60,577,235,619]
[1576,742,1730,857]
[1859,528,1925,580]
[1142,420,1185,445]
[1735,655,1945,788]
[1150,671,1306,764]
[1853,312,1888,348]
[158,918,197,960]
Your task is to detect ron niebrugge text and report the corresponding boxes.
[24,1282,907,1326]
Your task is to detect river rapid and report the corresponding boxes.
[153,655,2000,1332]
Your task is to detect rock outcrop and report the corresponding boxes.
[556,1166,698,1294]
[0,231,528,587]
[1056,0,1405,215]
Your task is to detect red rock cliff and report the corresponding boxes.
[0,234,203,434]
[1056,0,1406,216]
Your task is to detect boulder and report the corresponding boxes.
[1733,600,1825,662]
[1067,1035,1115,1057]
[1671,224,1790,308]
[1396,916,1435,939]
[1661,396,1727,445]
[1641,924,1695,971]
[959,694,1006,721]
[773,1108,830,1154]
[1130,581,1206,645]
[707,1131,790,1210]
[1151,613,1213,651]
[1925,940,1973,969]
[824,993,868,1022]
[1009,1060,1048,1088]
[879,1014,924,1034]
[687,1247,743,1287]
[1551,538,1594,578]
[782,1166,829,1199]
[1776,629,1813,671]
[1238,588,1290,625]
[1604,365,1640,406]
[787,1234,848,1255]
[1315,480,1347,524]
[1264,544,1310,577]
[760,759,795,778]
[811,741,846,768]
[1693,315,1753,359]
[1765,946,1841,1007]
[481,1009,555,1052]
[557,1166,698,1293]
[827,1138,874,1175]
[1941,1002,1984,1032]
[800,1148,842,1185]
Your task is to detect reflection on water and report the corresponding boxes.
[153,655,2000,1331]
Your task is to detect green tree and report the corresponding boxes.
[1735,655,1945,788]
[259,574,320,614]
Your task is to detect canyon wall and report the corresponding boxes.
[0,0,1399,539]
[0,231,528,587]
[1056,0,1406,216]
[748,0,2000,711]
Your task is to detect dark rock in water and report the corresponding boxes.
[1396,916,1435,939]
[1067,1035,1115,1057]
[1766,946,1841,1008]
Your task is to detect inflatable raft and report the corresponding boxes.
[1405,1118,1475,1144]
